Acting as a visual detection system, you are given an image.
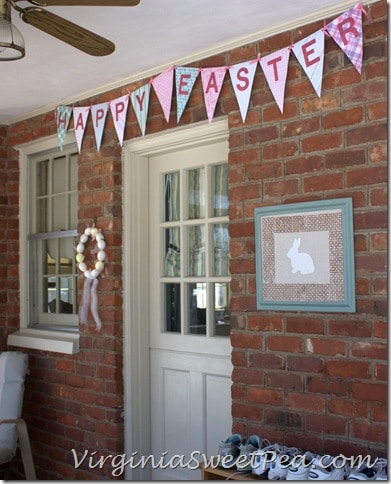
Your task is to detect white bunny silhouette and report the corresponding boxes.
[287,237,315,275]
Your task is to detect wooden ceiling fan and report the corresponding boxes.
[0,0,140,58]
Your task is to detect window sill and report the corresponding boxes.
[7,328,79,354]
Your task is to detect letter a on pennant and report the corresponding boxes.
[56,105,72,151]
[259,46,291,114]
[73,106,90,153]
[327,4,363,73]
[200,67,226,123]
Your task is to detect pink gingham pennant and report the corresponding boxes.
[151,66,174,123]
[327,4,364,74]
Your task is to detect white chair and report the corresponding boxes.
[0,351,36,480]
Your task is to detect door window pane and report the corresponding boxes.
[187,283,206,335]
[187,225,205,277]
[187,167,205,220]
[164,227,181,277]
[213,283,230,336]
[213,223,229,277]
[164,172,180,222]
[212,163,228,217]
[164,283,181,332]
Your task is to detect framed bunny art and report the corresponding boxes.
[254,198,355,312]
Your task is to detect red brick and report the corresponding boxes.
[286,393,325,413]
[248,387,284,406]
[267,335,303,353]
[325,360,371,379]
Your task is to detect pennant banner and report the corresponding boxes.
[91,102,109,151]
[131,83,150,136]
[73,106,90,153]
[229,60,258,123]
[293,29,325,97]
[327,3,364,73]
[201,67,227,123]
[151,66,175,123]
[58,3,370,150]
[56,105,72,151]
[260,46,291,114]
[110,94,130,146]
[175,67,199,123]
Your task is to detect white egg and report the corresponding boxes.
[76,243,85,253]
[97,240,106,250]
[84,270,92,279]
[80,234,88,244]
[91,269,100,278]
[84,227,92,236]
[97,251,106,261]
[95,261,104,272]
[79,262,87,272]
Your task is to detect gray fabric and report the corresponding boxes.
[0,352,29,461]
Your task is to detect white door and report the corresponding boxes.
[148,138,232,480]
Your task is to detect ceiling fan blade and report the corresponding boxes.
[20,8,115,56]
[22,0,140,5]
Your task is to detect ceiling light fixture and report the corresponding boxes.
[0,0,25,60]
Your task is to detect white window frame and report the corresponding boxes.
[7,133,79,354]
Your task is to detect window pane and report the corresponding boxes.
[53,155,66,194]
[213,283,230,336]
[46,277,56,313]
[187,167,205,219]
[164,283,181,332]
[36,199,48,233]
[70,154,78,191]
[187,283,206,335]
[212,163,228,217]
[60,238,75,274]
[52,195,66,231]
[213,223,229,276]
[70,192,77,229]
[164,227,181,277]
[164,172,180,222]
[36,160,49,197]
[59,277,75,313]
[187,225,205,277]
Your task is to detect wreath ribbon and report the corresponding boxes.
[76,226,106,331]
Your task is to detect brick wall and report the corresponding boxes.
[2,0,387,478]
[227,0,387,458]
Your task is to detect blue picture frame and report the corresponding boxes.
[254,198,355,312]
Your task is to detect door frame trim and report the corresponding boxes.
[123,118,228,480]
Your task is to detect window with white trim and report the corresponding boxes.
[7,137,80,354]
[28,147,79,330]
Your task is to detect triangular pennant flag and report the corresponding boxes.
[110,94,130,146]
[151,66,174,123]
[73,106,90,153]
[229,60,258,123]
[91,102,109,151]
[200,67,227,123]
[175,67,199,123]
[56,105,72,150]
[131,83,150,136]
[327,4,363,73]
[293,29,325,97]
[259,46,291,113]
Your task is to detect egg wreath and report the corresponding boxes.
[76,226,106,279]
[76,226,106,331]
